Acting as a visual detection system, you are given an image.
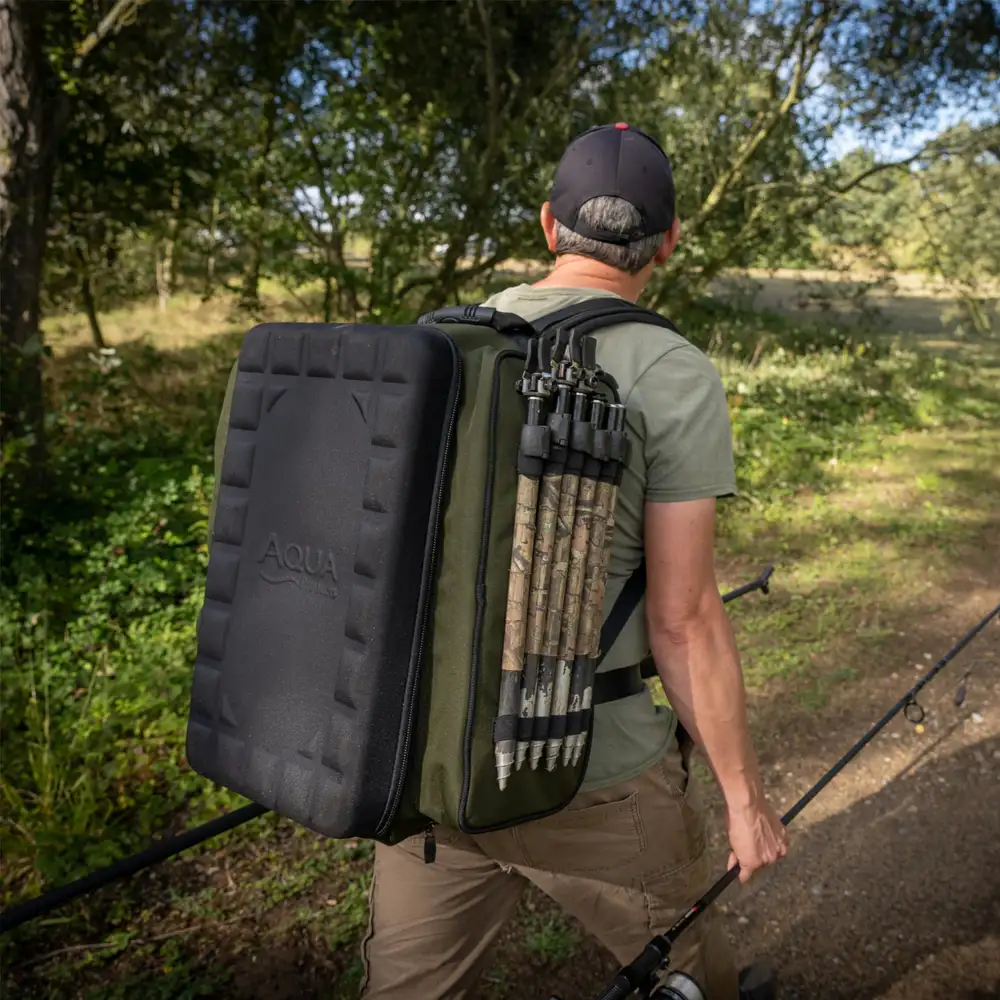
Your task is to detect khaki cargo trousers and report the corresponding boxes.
[359,729,739,999]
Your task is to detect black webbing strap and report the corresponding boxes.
[530,297,681,338]
[596,559,647,670]
[590,559,648,706]
[593,664,645,704]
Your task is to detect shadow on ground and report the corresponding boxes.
[731,731,1000,1000]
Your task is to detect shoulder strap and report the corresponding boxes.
[596,559,647,669]
[531,297,681,338]
[418,297,672,669]
[417,297,680,341]
[530,299,676,665]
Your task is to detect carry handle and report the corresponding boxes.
[417,305,534,337]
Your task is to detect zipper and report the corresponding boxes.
[377,331,463,837]
[458,348,523,832]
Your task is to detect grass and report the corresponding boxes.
[2,281,999,998]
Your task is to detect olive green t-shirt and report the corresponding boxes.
[482,284,737,791]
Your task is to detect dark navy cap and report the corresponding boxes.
[549,123,675,245]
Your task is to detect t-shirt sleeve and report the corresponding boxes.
[628,344,737,503]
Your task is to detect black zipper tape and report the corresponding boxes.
[378,330,463,837]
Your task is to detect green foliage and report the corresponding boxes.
[0,340,241,895]
[807,124,1000,333]
[34,0,1000,332]
[523,914,582,963]
[679,300,1000,516]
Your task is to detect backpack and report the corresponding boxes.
[185,298,681,852]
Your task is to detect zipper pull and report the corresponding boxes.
[423,826,437,864]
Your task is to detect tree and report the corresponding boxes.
[267,0,659,320]
[581,0,1000,311]
[0,0,149,472]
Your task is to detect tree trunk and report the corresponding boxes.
[322,246,334,323]
[0,0,65,469]
[159,177,181,308]
[202,193,219,301]
[75,247,106,348]
[329,230,359,321]
[239,239,262,312]
[239,97,279,313]
[155,244,168,312]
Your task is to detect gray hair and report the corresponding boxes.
[553,196,665,275]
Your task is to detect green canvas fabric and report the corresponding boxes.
[482,284,738,792]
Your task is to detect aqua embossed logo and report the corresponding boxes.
[258,532,338,599]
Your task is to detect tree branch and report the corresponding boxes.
[72,0,150,72]
[683,6,833,240]
[397,249,506,305]
[475,0,499,154]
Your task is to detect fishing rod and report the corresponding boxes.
[0,568,776,937]
[553,599,1000,1000]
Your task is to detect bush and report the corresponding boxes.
[1,340,239,895]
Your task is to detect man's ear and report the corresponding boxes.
[654,216,681,265]
[540,202,559,253]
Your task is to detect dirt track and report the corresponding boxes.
[469,552,1000,1000]
[719,589,1000,1000]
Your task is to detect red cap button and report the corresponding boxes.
[615,122,629,130]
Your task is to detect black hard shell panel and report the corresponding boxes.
[187,323,459,839]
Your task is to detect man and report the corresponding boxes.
[359,124,788,1000]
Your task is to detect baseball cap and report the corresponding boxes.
[549,123,675,245]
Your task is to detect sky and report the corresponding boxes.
[828,102,998,162]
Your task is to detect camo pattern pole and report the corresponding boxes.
[494,342,551,791]
[532,389,586,771]
[546,391,607,770]
[529,333,601,771]
[571,403,629,767]
[539,392,588,771]
[560,394,609,766]
[559,475,612,767]
[515,337,567,771]
[524,405,575,766]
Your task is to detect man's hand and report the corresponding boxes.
[726,800,788,884]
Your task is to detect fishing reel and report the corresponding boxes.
[547,968,705,1000]
[643,971,705,1000]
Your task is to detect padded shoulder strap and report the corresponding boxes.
[416,297,670,671]
[532,298,677,663]
[531,298,680,338]
[417,298,680,342]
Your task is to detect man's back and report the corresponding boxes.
[483,282,736,791]
[362,123,784,1000]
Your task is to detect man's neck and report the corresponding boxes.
[531,254,647,303]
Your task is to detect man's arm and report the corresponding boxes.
[644,496,787,883]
